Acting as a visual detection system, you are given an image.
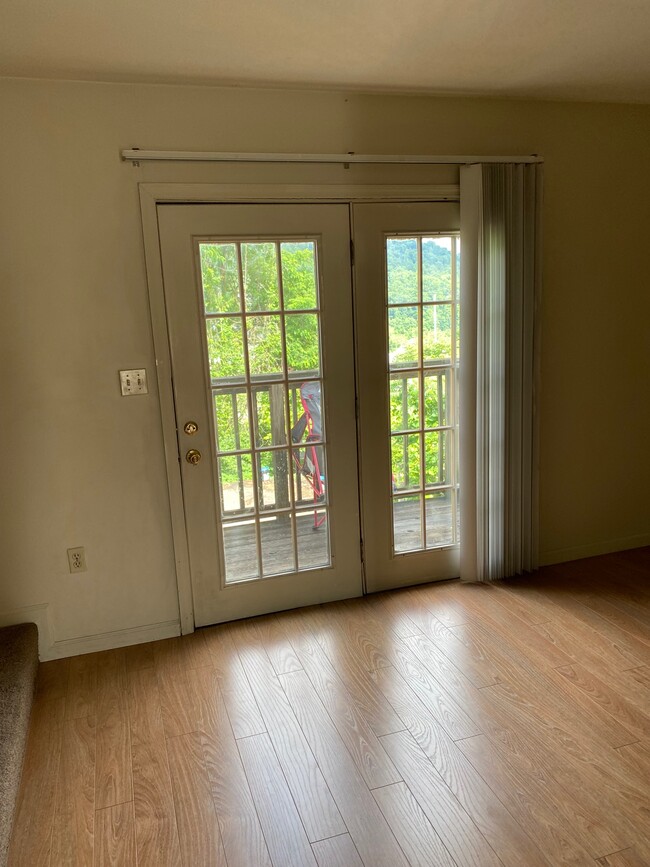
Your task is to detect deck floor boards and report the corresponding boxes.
[224,496,456,579]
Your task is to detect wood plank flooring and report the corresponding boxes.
[9,548,650,866]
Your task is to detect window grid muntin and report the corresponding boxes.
[198,238,330,583]
[386,233,460,553]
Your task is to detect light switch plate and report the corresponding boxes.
[119,369,148,395]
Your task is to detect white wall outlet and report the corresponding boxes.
[67,547,87,573]
[119,368,148,395]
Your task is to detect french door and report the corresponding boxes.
[354,203,461,592]
[157,200,459,626]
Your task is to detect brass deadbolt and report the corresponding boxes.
[183,421,198,435]
[185,449,202,465]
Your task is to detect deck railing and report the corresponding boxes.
[215,364,453,516]
[214,373,317,516]
[390,362,453,491]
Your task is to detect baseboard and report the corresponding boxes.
[42,620,181,661]
[0,604,53,660]
[540,533,650,567]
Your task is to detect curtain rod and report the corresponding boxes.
[121,149,542,166]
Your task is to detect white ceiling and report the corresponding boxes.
[3,0,650,103]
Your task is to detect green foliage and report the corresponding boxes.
[200,243,240,313]
[214,391,249,452]
[286,314,319,371]
[387,236,455,303]
[247,314,283,377]
[242,243,280,310]
[206,319,245,380]
[281,242,318,309]
[202,236,456,497]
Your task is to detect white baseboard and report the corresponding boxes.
[540,533,650,567]
[42,620,181,661]
[0,605,182,660]
[0,604,53,659]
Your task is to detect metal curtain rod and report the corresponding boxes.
[120,149,542,166]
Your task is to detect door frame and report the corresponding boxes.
[139,182,460,634]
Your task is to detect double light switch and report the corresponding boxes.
[119,369,148,395]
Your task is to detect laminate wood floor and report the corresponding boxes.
[9,548,650,866]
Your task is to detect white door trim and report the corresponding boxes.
[138,183,460,634]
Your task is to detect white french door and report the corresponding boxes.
[158,204,362,625]
[157,200,460,626]
[353,202,461,592]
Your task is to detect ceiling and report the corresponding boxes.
[3,0,650,104]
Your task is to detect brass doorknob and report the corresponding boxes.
[186,449,202,465]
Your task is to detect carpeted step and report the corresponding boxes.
[0,623,39,867]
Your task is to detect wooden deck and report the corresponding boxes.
[224,495,457,581]
[10,548,650,866]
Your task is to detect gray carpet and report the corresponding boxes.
[0,623,38,867]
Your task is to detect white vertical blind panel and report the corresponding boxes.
[506,168,523,576]
[459,168,480,582]
[460,163,542,582]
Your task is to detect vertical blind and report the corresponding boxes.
[459,163,543,582]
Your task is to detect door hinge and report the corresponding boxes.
[350,238,355,266]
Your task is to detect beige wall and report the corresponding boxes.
[1,78,649,653]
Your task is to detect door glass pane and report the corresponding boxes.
[424,431,449,487]
[214,389,250,452]
[242,243,280,311]
[422,304,453,364]
[422,237,453,302]
[387,238,418,304]
[393,494,423,553]
[247,315,283,378]
[391,433,420,491]
[388,307,419,367]
[200,243,241,313]
[386,234,460,555]
[199,238,332,583]
[219,455,254,515]
[206,318,245,381]
[261,514,295,576]
[256,450,291,512]
[425,491,454,548]
[423,372,447,428]
[222,521,259,581]
[285,313,320,377]
[281,242,318,310]
[291,380,324,442]
[253,386,287,448]
[297,509,329,569]
[390,375,420,432]
[292,443,327,506]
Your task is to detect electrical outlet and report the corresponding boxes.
[67,547,87,573]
